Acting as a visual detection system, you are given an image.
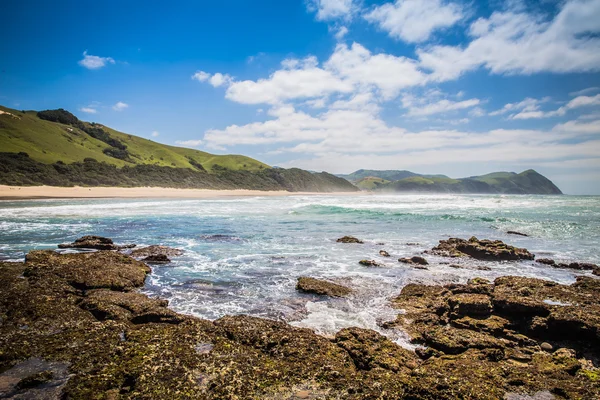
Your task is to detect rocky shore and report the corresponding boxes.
[1,237,599,399]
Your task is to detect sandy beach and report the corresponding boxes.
[0,185,363,200]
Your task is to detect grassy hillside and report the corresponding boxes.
[0,106,267,172]
[354,176,391,190]
[0,106,357,192]
[379,171,561,194]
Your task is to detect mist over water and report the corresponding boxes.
[1,194,599,347]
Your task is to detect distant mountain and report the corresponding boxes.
[346,169,562,194]
[0,106,357,192]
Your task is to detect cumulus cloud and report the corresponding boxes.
[79,107,97,114]
[418,0,600,80]
[402,95,480,117]
[307,0,357,21]
[112,102,129,111]
[365,0,464,43]
[78,51,115,70]
[151,131,160,137]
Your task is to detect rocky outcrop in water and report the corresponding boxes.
[57,235,135,251]
[336,236,363,244]
[507,230,529,237]
[130,245,184,258]
[536,258,599,273]
[359,259,382,267]
[1,246,599,399]
[296,277,352,297]
[431,236,535,261]
[379,250,390,257]
[141,254,171,264]
[398,256,429,266]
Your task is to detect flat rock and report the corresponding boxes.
[507,231,529,237]
[141,254,171,264]
[379,250,390,257]
[130,245,184,258]
[296,277,352,297]
[431,236,534,261]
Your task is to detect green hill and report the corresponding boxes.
[0,106,357,192]
[354,176,391,190]
[379,170,562,194]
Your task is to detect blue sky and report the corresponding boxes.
[1,0,600,194]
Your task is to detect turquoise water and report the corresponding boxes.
[1,194,598,346]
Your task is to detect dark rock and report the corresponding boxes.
[336,236,363,244]
[58,235,118,250]
[398,256,428,265]
[296,277,351,297]
[141,254,171,264]
[130,245,184,258]
[448,293,493,317]
[536,258,556,266]
[556,262,599,271]
[379,250,390,257]
[507,231,529,237]
[359,259,382,267]
[334,328,418,373]
[432,237,534,261]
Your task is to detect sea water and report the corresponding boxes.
[1,194,599,347]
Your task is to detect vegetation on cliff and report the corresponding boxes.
[345,169,562,194]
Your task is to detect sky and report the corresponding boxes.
[1,0,600,194]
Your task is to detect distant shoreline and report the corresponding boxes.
[0,185,365,200]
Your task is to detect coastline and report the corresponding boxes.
[0,185,365,200]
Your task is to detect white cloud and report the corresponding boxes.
[78,51,115,70]
[308,0,356,21]
[569,87,600,97]
[365,0,464,43]
[175,140,203,147]
[418,0,600,80]
[192,71,211,82]
[402,95,480,117]
[151,131,160,137]
[79,107,97,114]
[490,97,548,116]
[511,94,600,119]
[112,102,129,111]
[334,26,349,40]
[209,73,233,87]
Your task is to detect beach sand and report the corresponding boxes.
[0,185,363,200]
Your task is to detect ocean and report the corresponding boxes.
[1,194,598,347]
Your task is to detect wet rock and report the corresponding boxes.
[379,250,390,257]
[432,236,534,261]
[79,289,182,324]
[556,261,599,271]
[507,231,529,237]
[359,259,382,267]
[141,254,171,264]
[334,328,418,373]
[24,250,150,291]
[336,236,363,244]
[58,235,127,250]
[296,277,351,297]
[130,245,184,258]
[536,258,556,266]
[0,358,70,399]
[398,256,429,269]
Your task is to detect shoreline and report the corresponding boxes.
[0,185,365,200]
